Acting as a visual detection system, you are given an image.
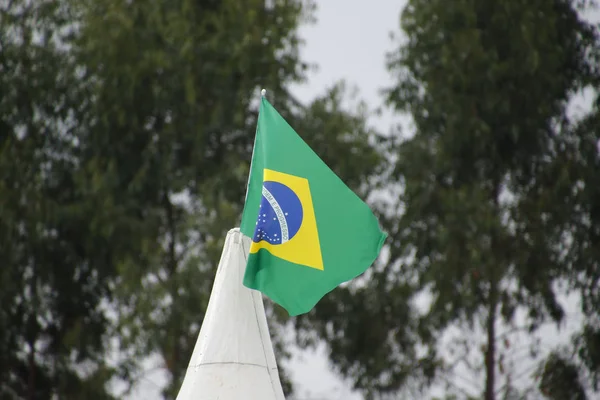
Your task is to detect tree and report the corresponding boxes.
[539,352,588,400]
[72,0,388,395]
[561,93,600,394]
[71,0,312,395]
[538,87,600,399]
[1,0,388,398]
[295,1,599,399]
[0,1,126,398]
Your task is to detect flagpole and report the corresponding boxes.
[242,89,266,207]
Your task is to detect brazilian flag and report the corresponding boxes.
[240,95,387,316]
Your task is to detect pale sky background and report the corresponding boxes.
[290,0,403,133]
[122,1,596,399]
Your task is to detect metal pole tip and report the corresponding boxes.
[260,89,266,97]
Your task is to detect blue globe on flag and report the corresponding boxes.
[253,181,303,245]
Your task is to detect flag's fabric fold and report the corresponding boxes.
[176,228,285,400]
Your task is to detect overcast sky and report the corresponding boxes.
[291,1,404,134]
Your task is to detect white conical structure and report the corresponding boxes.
[176,228,285,400]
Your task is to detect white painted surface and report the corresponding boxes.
[176,228,285,400]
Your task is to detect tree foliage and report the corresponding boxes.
[7,0,599,399]
[0,1,120,398]
[0,0,386,398]
[295,1,600,399]
[72,0,312,395]
[539,352,587,400]
[538,89,600,399]
[561,96,600,394]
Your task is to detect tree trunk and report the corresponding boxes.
[162,191,182,395]
[484,278,498,400]
[28,339,35,400]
